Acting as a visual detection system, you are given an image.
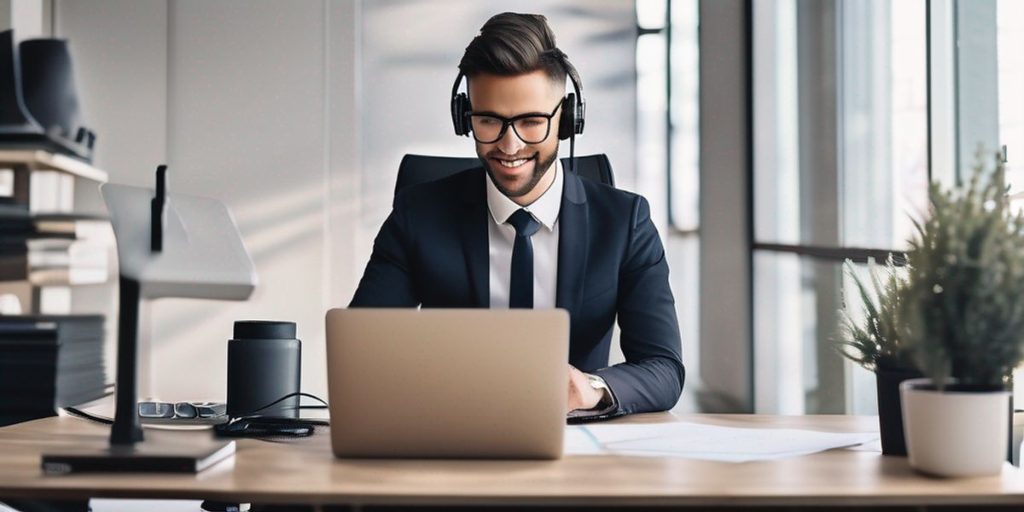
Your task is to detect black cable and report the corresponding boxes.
[241,391,328,417]
[65,391,330,441]
[63,406,113,425]
[569,131,577,174]
[214,416,327,439]
[213,392,330,439]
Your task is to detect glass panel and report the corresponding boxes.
[669,0,700,231]
[839,0,929,250]
[753,250,807,414]
[754,0,928,250]
[666,235,700,412]
[1000,0,1024,189]
[636,31,669,229]
[754,251,878,414]
[954,0,999,180]
[753,0,800,246]
[636,0,667,30]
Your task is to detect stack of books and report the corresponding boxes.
[0,314,106,426]
[0,196,112,314]
[0,209,111,285]
[26,214,112,286]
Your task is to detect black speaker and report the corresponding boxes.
[226,321,302,419]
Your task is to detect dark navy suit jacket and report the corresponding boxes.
[349,168,685,415]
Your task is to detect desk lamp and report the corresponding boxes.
[41,165,257,473]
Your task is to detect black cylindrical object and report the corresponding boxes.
[227,320,301,418]
[875,366,921,456]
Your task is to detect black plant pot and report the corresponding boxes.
[875,366,922,456]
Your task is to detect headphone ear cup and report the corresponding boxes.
[574,97,585,136]
[451,92,472,136]
[558,93,575,141]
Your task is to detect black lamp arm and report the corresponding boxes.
[151,165,167,252]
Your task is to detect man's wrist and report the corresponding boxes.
[568,373,617,418]
[588,374,614,409]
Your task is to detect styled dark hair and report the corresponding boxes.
[458,12,577,88]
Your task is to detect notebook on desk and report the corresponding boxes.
[325,308,569,459]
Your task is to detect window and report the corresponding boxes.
[658,0,1011,415]
[752,0,928,414]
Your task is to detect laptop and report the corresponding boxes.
[325,308,569,459]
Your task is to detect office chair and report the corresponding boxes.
[395,154,615,200]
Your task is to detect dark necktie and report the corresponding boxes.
[507,209,541,309]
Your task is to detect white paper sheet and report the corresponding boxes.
[565,421,878,462]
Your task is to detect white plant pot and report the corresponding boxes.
[900,378,1010,477]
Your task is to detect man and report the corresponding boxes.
[350,12,683,418]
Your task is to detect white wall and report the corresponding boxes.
[54,0,336,401]
[0,1,11,32]
[8,0,45,39]
[50,0,636,402]
[55,0,167,187]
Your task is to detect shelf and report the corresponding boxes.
[0,150,114,314]
[0,150,108,183]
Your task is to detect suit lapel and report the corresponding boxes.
[460,169,489,307]
[556,171,588,317]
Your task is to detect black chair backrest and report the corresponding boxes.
[395,154,615,199]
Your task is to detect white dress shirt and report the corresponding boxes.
[486,160,563,309]
[484,160,616,416]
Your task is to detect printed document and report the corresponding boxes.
[565,421,878,462]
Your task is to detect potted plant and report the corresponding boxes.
[898,154,1024,477]
[837,258,921,456]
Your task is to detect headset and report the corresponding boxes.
[450,48,586,172]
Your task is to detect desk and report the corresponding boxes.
[1,413,1023,509]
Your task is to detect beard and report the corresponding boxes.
[479,143,559,198]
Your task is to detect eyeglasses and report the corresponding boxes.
[138,401,226,419]
[468,101,562,144]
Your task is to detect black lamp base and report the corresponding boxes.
[41,431,234,474]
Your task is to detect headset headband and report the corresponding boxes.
[451,49,584,110]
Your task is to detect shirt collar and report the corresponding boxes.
[485,159,563,232]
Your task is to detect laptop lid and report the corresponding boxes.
[325,308,569,459]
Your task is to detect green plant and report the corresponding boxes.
[899,153,1024,390]
[838,258,915,372]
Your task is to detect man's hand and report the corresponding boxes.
[567,365,604,412]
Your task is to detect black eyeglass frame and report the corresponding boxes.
[467,101,562,144]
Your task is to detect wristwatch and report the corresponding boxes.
[587,374,615,410]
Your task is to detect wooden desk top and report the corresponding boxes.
[1,413,1023,507]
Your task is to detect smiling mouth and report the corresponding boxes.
[492,155,534,169]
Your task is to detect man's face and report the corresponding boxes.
[468,70,563,199]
